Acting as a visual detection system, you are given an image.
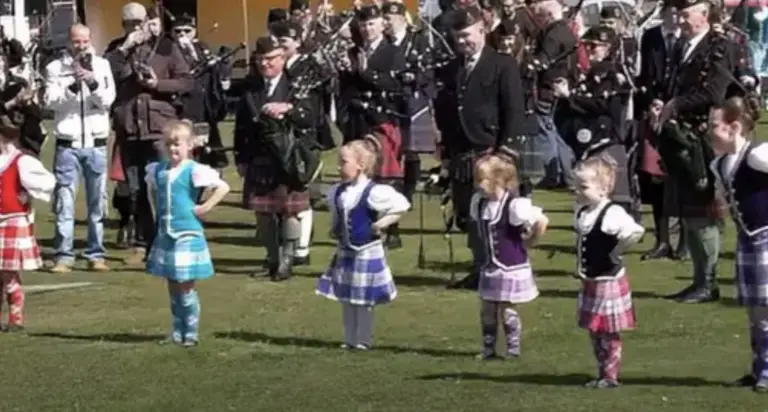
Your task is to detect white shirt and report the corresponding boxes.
[710,141,768,195]
[0,145,55,205]
[682,29,708,64]
[326,175,411,231]
[391,30,407,47]
[44,48,116,148]
[465,50,482,74]
[469,192,544,228]
[144,160,226,189]
[265,73,282,97]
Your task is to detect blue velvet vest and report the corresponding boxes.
[717,145,768,237]
[577,202,621,279]
[154,160,203,239]
[333,181,380,250]
[477,193,528,269]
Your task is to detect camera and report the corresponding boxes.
[76,52,93,71]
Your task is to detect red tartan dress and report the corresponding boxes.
[0,153,41,271]
[575,201,640,334]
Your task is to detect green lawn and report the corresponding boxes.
[3,120,766,412]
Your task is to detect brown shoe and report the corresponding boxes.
[49,262,73,273]
[123,248,145,265]
[88,259,110,272]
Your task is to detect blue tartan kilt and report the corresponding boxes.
[315,242,397,306]
[146,233,214,282]
[736,230,768,307]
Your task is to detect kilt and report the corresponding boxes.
[146,234,214,282]
[735,231,768,307]
[479,264,539,304]
[577,273,636,334]
[373,122,403,180]
[109,138,125,182]
[243,155,310,216]
[315,243,397,306]
[0,215,41,272]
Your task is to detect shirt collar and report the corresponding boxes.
[686,29,708,50]
[392,29,407,46]
[661,27,680,38]
[286,54,300,69]
[366,37,383,52]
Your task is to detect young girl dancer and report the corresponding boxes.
[316,140,410,350]
[0,115,54,331]
[470,154,548,359]
[708,97,768,391]
[145,120,230,347]
[572,155,644,388]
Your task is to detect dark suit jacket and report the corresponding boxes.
[439,46,529,155]
[234,73,314,165]
[636,26,676,111]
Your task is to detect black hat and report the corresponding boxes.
[600,5,623,20]
[451,6,483,31]
[268,8,288,24]
[478,0,495,10]
[171,13,195,28]
[289,0,310,12]
[382,2,406,15]
[254,36,283,55]
[498,19,522,37]
[356,5,383,21]
[673,0,709,9]
[270,21,303,40]
[582,26,617,44]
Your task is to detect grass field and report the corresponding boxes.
[3,120,767,412]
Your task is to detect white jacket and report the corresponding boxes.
[44,49,116,148]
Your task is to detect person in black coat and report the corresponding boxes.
[438,6,528,289]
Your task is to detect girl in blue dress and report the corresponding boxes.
[145,120,230,347]
[316,140,410,350]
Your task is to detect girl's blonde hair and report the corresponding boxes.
[342,139,377,176]
[162,119,195,144]
[571,154,617,194]
[474,154,519,191]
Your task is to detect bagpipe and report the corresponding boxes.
[189,42,246,78]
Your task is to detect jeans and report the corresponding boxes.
[53,145,108,263]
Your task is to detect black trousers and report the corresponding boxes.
[121,139,163,250]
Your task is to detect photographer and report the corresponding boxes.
[105,2,193,264]
[44,24,116,273]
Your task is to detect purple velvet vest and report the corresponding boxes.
[716,145,768,237]
[577,202,622,279]
[477,193,528,270]
[333,181,380,250]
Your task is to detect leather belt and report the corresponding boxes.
[57,138,107,148]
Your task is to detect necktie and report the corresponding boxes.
[665,33,675,54]
[680,40,691,63]
[266,79,274,97]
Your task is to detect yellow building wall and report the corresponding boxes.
[85,0,419,54]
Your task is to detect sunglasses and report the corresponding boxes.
[174,28,193,34]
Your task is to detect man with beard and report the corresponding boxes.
[439,6,527,289]
[105,2,192,264]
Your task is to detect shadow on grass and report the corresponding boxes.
[415,372,724,387]
[214,331,475,358]
[538,288,666,299]
[29,332,166,343]
[534,269,573,278]
[673,276,735,286]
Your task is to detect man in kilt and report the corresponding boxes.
[437,6,528,289]
[337,5,408,249]
[652,0,730,303]
[234,37,318,282]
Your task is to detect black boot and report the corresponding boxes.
[677,273,720,303]
[116,217,133,249]
[272,241,295,282]
[448,272,480,290]
[402,155,421,204]
[642,207,672,261]
[385,224,403,250]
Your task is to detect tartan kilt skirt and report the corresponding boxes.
[735,230,768,307]
[146,233,214,282]
[315,242,397,306]
[578,274,636,333]
[404,105,437,154]
[479,264,539,304]
[243,155,310,216]
[371,122,403,180]
[0,215,41,272]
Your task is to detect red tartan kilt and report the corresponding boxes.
[0,215,41,272]
[640,132,664,177]
[109,138,125,182]
[373,122,403,179]
[577,274,636,334]
[242,157,310,216]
